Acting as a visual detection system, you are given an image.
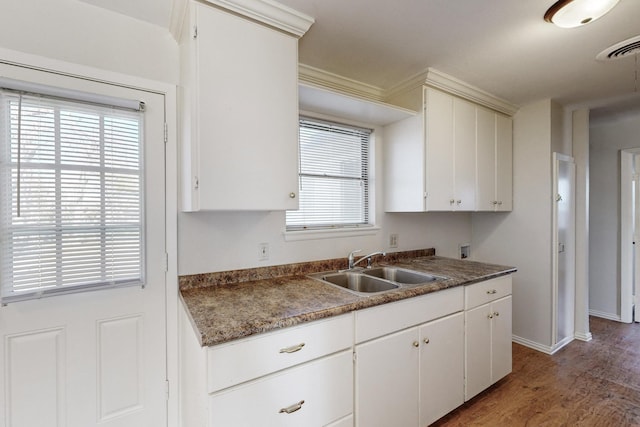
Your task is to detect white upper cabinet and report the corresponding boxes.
[384,69,515,213]
[495,114,513,211]
[476,106,513,211]
[424,87,454,210]
[179,0,313,211]
[450,96,476,210]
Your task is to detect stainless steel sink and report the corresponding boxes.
[309,271,399,294]
[362,267,442,285]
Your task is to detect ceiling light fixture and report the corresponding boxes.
[544,0,620,28]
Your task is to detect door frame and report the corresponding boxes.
[620,148,640,323]
[0,47,179,425]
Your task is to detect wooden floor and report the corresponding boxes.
[432,317,640,426]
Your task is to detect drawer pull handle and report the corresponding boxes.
[424,338,430,344]
[486,289,497,295]
[413,341,420,347]
[279,400,305,414]
[494,311,500,317]
[279,343,305,354]
[488,313,494,319]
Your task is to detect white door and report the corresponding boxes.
[0,66,167,427]
[633,154,640,323]
[552,153,576,347]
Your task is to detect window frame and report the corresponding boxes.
[286,116,373,232]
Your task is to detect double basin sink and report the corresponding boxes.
[308,266,446,296]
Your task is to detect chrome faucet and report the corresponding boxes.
[348,249,386,269]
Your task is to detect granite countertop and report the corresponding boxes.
[180,251,516,347]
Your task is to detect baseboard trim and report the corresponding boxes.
[589,309,621,322]
[549,336,574,355]
[512,335,554,354]
[574,331,593,342]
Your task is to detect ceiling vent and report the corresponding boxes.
[597,35,640,61]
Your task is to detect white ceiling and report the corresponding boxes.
[78,0,640,113]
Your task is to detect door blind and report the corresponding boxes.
[0,89,145,302]
[286,117,371,230]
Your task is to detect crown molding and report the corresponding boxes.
[298,64,385,102]
[169,0,188,41]
[201,0,314,37]
[385,68,519,116]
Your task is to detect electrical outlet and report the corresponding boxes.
[258,243,269,261]
[460,243,470,260]
[389,233,399,248]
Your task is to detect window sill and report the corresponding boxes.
[283,226,381,242]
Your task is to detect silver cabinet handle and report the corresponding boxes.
[289,192,296,199]
[486,289,497,295]
[413,341,419,348]
[488,313,494,319]
[424,338,430,344]
[494,311,500,317]
[456,200,462,205]
[279,343,305,354]
[279,400,305,414]
[449,199,455,204]
[492,200,498,205]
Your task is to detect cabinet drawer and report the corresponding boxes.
[209,351,353,427]
[465,275,512,310]
[355,287,463,343]
[207,313,353,393]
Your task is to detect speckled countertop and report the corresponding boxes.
[180,250,516,347]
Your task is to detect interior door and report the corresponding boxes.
[0,65,168,427]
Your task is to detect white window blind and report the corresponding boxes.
[0,89,144,303]
[286,117,371,230]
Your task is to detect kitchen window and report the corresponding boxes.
[286,117,371,231]
[0,83,145,303]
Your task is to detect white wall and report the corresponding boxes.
[0,0,179,84]
[178,118,473,274]
[472,99,555,349]
[589,111,640,318]
[572,109,592,340]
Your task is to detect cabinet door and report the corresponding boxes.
[355,328,419,427]
[419,312,464,426]
[495,114,513,211]
[453,97,476,210]
[491,295,513,383]
[425,87,454,211]
[476,107,497,211]
[192,3,299,211]
[464,303,492,401]
[383,114,426,212]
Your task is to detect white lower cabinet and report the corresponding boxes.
[356,327,420,427]
[179,308,354,427]
[181,275,513,427]
[464,276,513,401]
[354,288,465,427]
[209,350,353,426]
[419,313,464,426]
